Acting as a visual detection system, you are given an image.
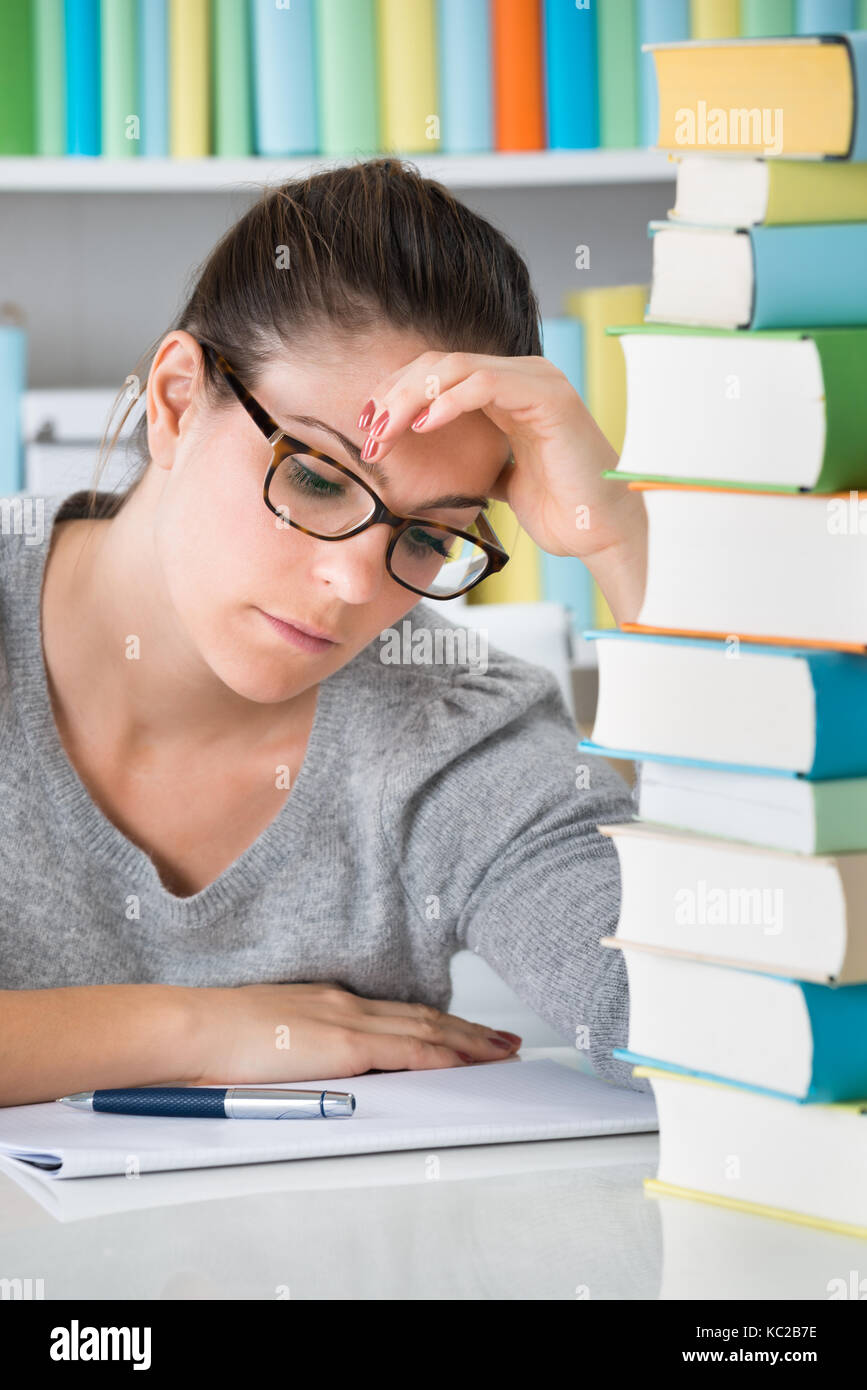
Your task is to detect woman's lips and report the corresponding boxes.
[258,609,338,653]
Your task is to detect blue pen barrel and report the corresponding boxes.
[92,1087,226,1117]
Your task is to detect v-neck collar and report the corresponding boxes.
[2,492,349,928]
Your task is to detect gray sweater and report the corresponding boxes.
[0,490,647,1091]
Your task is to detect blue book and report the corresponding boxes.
[65,0,100,155]
[579,629,867,779]
[436,0,491,153]
[636,0,689,147]
[138,0,168,156]
[649,220,867,328]
[538,319,594,632]
[251,0,317,155]
[795,0,855,30]
[543,0,598,148]
[0,324,26,495]
[614,956,867,1095]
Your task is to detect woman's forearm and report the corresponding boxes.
[0,984,203,1106]
[579,481,648,627]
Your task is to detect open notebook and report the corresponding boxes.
[0,1058,657,1183]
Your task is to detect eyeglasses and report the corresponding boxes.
[198,341,510,600]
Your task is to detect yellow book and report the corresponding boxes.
[376,0,440,153]
[635,1065,867,1242]
[170,0,210,157]
[466,499,541,606]
[564,284,648,629]
[669,154,867,225]
[689,0,740,38]
[653,38,856,158]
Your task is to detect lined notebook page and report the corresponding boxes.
[0,1059,657,1181]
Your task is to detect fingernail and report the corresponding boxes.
[495,1031,522,1045]
[357,400,375,430]
[488,1036,514,1050]
[457,1052,474,1063]
[361,436,379,461]
[411,407,430,430]
[371,410,390,438]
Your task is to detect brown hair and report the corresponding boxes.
[90,157,543,518]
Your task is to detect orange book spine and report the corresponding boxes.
[621,622,866,655]
[492,0,545,151]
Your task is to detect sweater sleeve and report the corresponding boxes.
[378,637,649,1093]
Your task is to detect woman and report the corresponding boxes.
[0,160,647,1106]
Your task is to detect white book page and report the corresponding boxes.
[0,1060,657,1182]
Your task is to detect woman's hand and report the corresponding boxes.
[188,981,521,1085]
[355,351,647,624]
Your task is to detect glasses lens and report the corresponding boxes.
[268,453,375,535]
[391,522,490,597]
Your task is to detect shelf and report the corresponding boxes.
[0,149,676,193]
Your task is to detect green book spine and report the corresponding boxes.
[859,0,867,30]
[34,0,65,154]
[813,781,867,854]
[314,0,378,157]
[740,0,794,35]
[0,0,35,153]
[101,0,138,157]
[597,0,638,148]
[604,323,867,494]
[212,0,252,156]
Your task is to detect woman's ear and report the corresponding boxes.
[146,330,205,472]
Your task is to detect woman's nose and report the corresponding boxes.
[307,524,394,604]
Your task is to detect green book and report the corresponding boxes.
[603,323,867,494]
[597,0,638,148]
[0,0,35,154]
[212,0,252,156]
[101,0,138,157]
[314,0,378,157]
[34,0,65,154]
[739,0,794,35]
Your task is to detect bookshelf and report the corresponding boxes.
[0,149,675,194]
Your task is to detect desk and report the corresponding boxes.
[0,1050,860,1300]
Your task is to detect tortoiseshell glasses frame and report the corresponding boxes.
[198,340,510,600]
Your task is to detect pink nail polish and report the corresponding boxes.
[457,1052,474,1063]
[411,407,430,430]
[488,1036,513,1050]
[361,436,378,461]
[357,400,375,430]
[371,410,390,438]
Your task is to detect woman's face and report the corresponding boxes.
[149,328,511,705]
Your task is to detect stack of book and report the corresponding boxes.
[580,29,867,1238]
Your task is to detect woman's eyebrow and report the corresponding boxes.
[283,411,491,511]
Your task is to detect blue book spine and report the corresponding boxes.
[138,0,168,156]
[436,0,491,153]
[65,0,101,155]
[804,979,867,1100]
[539,318,594,630]
[637,0,689,148]
[845,31,867,161]
[795,0,855,30]
[0,326,26,495]
[252,0,317,155]
[748,224,867,327]
[543,0,598,148]
[580,629,867,779]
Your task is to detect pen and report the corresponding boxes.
[56,1087,356,1119]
